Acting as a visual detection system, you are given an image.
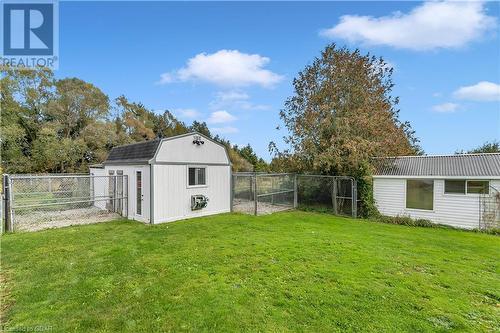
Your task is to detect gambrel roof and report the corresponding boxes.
[372,153,500,177]
[103,132,230,165]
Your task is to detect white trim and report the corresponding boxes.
[186,165,208,188]
[373,175,500,180]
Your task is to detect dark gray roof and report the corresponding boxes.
[373,154,500,177]
[105,139,161,164]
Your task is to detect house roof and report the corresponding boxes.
[104,139,161,164]
[372,153,500,177]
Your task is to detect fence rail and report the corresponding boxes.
[3,174,128,232]
[232,173,358,218]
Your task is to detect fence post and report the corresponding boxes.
[293,174,298,208]
[352,179,358,218]
[3,175,10,232]
[4,175,14,232]
[230,173,234,213]
[253,174,258,216]
[332,177,338,215]
[125,175,129,218]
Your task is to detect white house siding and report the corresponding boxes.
[373,178,500,229]
[89,167,107,210]
[102,165,150,223]
[154,134,229,165]
[153,164,231,223]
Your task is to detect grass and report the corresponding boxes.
[1,211,499,332]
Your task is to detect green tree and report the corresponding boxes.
[1,66,55,172]
[237,144,269,172]
[189,121,212,138]
[271,44,421,216]
[467,141,500,153]
[48,78,110,138]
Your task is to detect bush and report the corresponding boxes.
[373,214,436,228]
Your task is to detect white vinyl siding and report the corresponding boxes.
[153,164,231,223]
[154,135,229,164]
[102,165,150,223]
[374,178,500,229]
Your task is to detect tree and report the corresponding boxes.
[189,121,212,138]
[48,78,110,138]
[467,141,500,154]
[1,66,55,172]
[271,44,421,216]
[237,144,268,172]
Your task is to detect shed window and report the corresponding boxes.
[188,167,206,186]
[444,180,466,194]
[406,179,434,210]
[467,181,489,194]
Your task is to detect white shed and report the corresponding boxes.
[372,153,500,229]
[90,132,232,224]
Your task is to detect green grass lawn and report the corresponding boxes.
[1,211,499,332]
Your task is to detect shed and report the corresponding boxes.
[90,132,232,224]
[372,153,500,229]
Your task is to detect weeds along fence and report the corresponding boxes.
[2,174,128,232]
[232,173,357,218]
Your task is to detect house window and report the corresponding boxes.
[466,180,489,194]
[406,179,434,210]
[188,167,206,186]
[444,180,466,194]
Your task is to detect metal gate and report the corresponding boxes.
[231,173,357,218]
[2,174,128,232]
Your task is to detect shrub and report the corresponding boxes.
[373,214,436,228]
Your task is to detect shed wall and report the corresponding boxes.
[373,178,500,229]
[102,165,150,223]
[153,164,231,223]
[154,134,229,164]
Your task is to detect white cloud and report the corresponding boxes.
[215,91,250,102]
[210,90,271,111]
[212,126,238,134]
[320,1,497,50]
[453,81,500,101]
[157,73,174,85]
[158,50,283,88]
[173,108,201,119]
[432,102,460,113]
[207,110,237,124]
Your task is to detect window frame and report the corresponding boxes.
[444,179,466,195]
[466,180,489,195]
[187,165,208,188]
[405,179,434,211]
[443,179,490,196]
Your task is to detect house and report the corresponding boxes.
[90,132,232,224]
[372,153,500,229]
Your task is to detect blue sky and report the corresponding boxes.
[57,1,500,160]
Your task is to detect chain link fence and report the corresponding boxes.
[232,173,357,217]
[232,173,295,215]
[3,174,128,232]
[479,186,500,230]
